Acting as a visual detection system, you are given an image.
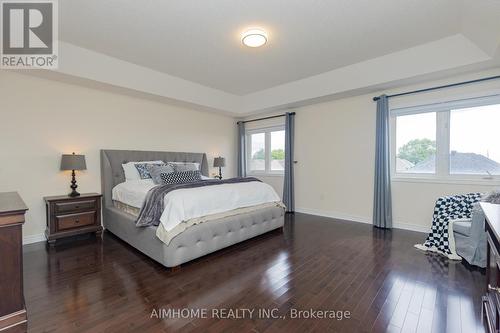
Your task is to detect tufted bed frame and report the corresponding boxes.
[100,149,285,268]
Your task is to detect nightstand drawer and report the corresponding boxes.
[55,200,96,213]
[56,212,95,231]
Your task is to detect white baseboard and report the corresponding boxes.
[295,207,371,224]
[295,207,430,234]
[393,222,430,234]
[23,233,46,245]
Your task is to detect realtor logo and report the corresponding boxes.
[1,0,58,69]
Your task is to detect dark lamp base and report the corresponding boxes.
[68,190,81,197]
[68,170,81,197]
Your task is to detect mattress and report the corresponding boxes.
[113,200,140,216]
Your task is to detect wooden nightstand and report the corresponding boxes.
[44,193,102,246]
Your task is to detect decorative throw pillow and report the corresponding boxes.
[134,162,165,179]
[160,170,202,185]
[167,162,200,172]
[147,164,176,184]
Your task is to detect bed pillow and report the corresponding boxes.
[160,170,202,185]
[167,162,200,172]
[121,160,163,181]
[135,162,166,179]
[147,164,176,184]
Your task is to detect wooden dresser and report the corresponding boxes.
[481,202,500,333]
[0,192,28,332]
[44,193,102,246]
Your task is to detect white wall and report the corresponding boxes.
[290,68,500,232]
[0,72,236,242]
[293,95,376,225]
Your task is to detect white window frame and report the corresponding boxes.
[246,125,285,176]
[390,94,500,185]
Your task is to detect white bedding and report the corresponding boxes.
[112,179,282,232]
[112,179,156,208]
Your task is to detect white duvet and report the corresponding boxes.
[112,179,282,232]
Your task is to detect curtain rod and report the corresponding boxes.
[237,112,296,124]
[373,75,500,102]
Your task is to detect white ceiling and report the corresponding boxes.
[36,0,500,115]
[61,0,463,95]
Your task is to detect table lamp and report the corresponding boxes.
[213,157,225,180]
[60,152,86,197]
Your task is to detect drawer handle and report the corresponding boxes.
[75,206,79,209]
[488,284,500,294]
[75,220,80,223]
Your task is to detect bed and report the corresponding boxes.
[100,149,285,268]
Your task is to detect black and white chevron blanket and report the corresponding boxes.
[422,193,482,255]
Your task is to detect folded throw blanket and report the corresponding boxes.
[136,177,262,227]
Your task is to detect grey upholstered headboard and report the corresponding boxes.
[100,149,209,207]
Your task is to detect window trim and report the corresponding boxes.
[246,125,285,176]
[390,94,500,184]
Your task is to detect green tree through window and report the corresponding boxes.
[252,148,285,160]
[271,149,285,160]
[397,138,436,165]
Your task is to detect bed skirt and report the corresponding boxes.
[103,205,285,267]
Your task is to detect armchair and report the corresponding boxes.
[453,203,487,268]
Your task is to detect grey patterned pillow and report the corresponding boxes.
[167,162,200,172]
[147,164,176,184]
[160,170,201,185]
[135,162,165,179]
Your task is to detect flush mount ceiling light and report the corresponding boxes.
[242,29,268,48]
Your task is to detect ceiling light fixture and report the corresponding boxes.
[242,29,268,48]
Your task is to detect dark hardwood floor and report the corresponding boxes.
[22,213,486,333]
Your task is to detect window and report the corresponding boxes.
[249,132,265,172]
[247,126,285,175]
[270,130,285,171]
[449,104,500,175]
[391,95,500,181]
[395,112,436,174]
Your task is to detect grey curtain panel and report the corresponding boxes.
[373,95,392,228]
[283,112,295,213]
[237,121,246,177]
